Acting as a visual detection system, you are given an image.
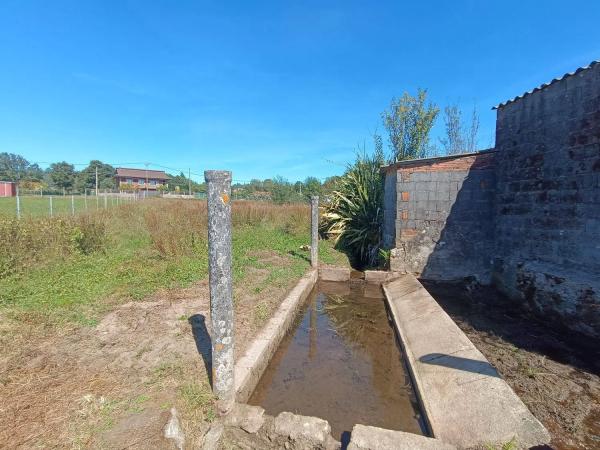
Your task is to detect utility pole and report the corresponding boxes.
[145,163,149,196]
[188,168,192,196]
[95,166,99,197]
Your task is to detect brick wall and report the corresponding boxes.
[382,63,600,338]
[384,151,496,282]
[493,63,600,337]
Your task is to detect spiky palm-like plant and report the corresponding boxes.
[321,150,385,268]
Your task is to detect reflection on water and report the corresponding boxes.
[248,281,426,439]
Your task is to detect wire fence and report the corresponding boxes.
[0,177,320,218]
[0,192,145,219]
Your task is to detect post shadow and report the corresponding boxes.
[419,353,499,377]
[188,314,213,386]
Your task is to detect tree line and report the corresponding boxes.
[0,152,340,201]
[0,154,205,194]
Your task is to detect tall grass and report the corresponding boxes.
[0,213,107,279]
[143,200,310,257]
[0,199,312,280]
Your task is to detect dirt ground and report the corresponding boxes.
[0,251,301,449]
[421,280,600,450]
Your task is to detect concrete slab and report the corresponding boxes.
[273,412,332,447]
[234,269,318,402]
[348,424,456,450]
[383,275,551,449]
[319,266,351,281]
[363,270,403,284]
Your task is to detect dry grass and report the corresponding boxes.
[0,213,108,278]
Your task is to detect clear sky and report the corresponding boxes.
[1,1,599,183]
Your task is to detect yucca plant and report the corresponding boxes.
[321,149,385,268]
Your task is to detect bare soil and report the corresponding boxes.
[0,251,301,449]
[421,280,600,450]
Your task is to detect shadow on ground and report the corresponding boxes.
[189,314,213,386]
[420,280,600,376]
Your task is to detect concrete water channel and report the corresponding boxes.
[203,170,550,449]
[248,280,425,439]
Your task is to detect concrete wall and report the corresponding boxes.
[382,62,600,338]
[382,170,397,249]
[493,63,600,337]
[384,152,496,282]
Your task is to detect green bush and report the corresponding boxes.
[321,151,384,268]
[0,214,107,279]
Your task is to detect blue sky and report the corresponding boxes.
[1,1,599,182]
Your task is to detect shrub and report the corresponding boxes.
[0,214,108,279]
[321,151,384,268]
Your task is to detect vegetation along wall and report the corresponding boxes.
[383,61,600,338]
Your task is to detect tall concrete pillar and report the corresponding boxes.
[204,170,235,415]
[311,196,319,268]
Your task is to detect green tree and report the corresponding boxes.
[302,176,322,200]
[75,160,115,192]
[0,153,34,181]
[165,172,204,193]
[271,176,303,204]
[48,161,76,191]
[382,89,439,162]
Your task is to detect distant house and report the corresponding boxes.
[115,168,169,191]
[0,181,16,197]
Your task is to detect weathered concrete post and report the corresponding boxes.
[204,170,235,415]
[311,196,319,268]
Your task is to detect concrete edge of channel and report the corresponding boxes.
[383,274,551,449]
[234,268,318,403]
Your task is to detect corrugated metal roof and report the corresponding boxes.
[115,168,170,179]
[493,60,599,109]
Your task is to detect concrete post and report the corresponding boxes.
[311,196,319,268]
[71,195,75,215]
[49,196,53,217]
[204,170,235,415]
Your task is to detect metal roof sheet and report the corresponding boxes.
[493,60,599,109]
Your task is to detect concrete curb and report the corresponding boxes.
[348,424,456,450]
[234,269,318,402]
[383,275,551,449]
[318,266,351,281]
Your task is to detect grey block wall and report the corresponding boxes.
[382,169,397,249]
[493,63,600,337]
[384,152,496,283]
[382,63,600,337]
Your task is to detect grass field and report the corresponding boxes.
[0,198,346,326]
[0,198,349,447]
[0,195,136,218]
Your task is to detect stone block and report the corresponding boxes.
[348,424,456,450]
[273,412,332,447]
[319,266,351,281]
